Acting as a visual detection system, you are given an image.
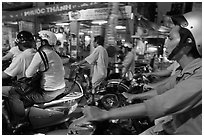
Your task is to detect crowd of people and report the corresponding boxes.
[2,10,202,135]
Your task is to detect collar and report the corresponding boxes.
[23,48,36,53]
[181,58,202,75]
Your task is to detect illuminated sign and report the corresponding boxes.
[69,6,132,21]
[3,2,102,21]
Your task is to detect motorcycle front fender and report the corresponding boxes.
[28,101,78,129]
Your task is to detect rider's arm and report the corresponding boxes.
[127,76,174,101]
[2,71,12,79]
[149,69,171,77]
[3,56,22,78]
[103,103,148,120]
[132,89,158,100]
[2,52,13,61]
[94,70,201,121]
[26,52,42,77]
[77,59,87,66]
[84,47,99,65]
[155,75,177,95]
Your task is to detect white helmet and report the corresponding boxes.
[124,42,133,48]
[172,11,202,56]
[38,30,57,46]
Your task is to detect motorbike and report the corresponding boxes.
[2,72,84,135]
[67,75,154,135]
[2,59,15,86]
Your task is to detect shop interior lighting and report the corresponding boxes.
[131,13,134,20]
[80,23,90,28]
[79,32,84,35]
[121,39,125,42]
[55,23,70,26]
[147,46,157,53]
[88,31,93,34]
[4,21,18,25]
[91,20,108,25]
[115,25,126,30]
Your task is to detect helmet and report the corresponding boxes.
[124,42,133,48]
[171,11,202,56]
[38,30,57,46]
[15,31,34,45]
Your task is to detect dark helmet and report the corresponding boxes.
[168,11,202,60]
[15,31,34,48]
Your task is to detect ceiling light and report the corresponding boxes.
[80,23,90,28]
[91,20,107,25]
[115,25,126,30]
[79,32,84,35]
[5,21,18,25]
[55,23,70,26]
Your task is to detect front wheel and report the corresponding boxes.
[105,79,129,94]
[2,101,13,135]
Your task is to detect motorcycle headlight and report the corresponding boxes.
[100,94,119,110]
[124,71,133,81]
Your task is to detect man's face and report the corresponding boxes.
[17,43,24,51]
[165,25,181,58]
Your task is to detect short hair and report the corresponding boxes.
[94,36,104,46]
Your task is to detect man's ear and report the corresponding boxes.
[42,40,46,46]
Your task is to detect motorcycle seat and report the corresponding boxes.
[33,91,83,108]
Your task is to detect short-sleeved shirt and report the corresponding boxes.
[4,48,36,79]
[144,58,202,134]
[26,49,65,91]
[9,46,22,61]
[85,45,109,86]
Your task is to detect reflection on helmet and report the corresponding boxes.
[172,11,202,56]
[38,30,57,46]
[16,31,34,45]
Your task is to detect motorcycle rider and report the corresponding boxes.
[2,31,35,94]
[2,31,36,127]
[72,35,109,90]
[5,30,66,131]
[83,11,202,135]
[25,30,66,103]
[2,39,22,62]
[122,42,136,79]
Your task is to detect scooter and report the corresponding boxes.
[67,77,154,135]
[67,79,132,135]
[2,77,84,135]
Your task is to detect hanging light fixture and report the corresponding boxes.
[91,20,108,25]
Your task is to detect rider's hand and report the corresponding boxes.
[71,62,79,67]
[143,72,151,77]
[83,105,108,122]
[143,84,154,89]
[121,74,126,79]
[122,92,141,103]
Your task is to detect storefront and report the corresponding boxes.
[2,2,106,52]
[3,2,132,59]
